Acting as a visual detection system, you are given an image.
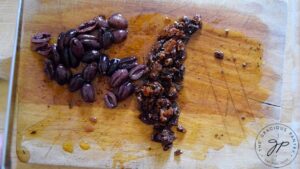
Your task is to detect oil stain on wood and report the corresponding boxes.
[15,0,281,168]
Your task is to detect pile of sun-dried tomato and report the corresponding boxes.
[136,15,202,150]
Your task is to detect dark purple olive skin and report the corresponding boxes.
[98,54,110,76]
[104,91,117,108]
[94,15,109,28]
[80,39,101,49]
[81,83,96,103]
[36,44,52,56]
[62,48,71,68]
[102,31,114,49]
[31,42,48,51]
[63,29,77,47]
[55,64,71,85]
[70,38,84,60]
[57,32,65,55]
[118,56,137,70]
[107,58,120,76]
[129,64,147,80]
[31,32,51,43]
[108,13,128,29]
[110,69,129,88]
[82,62,98,82]
[77,19,97,33]
[82,50,101,63]
[44,59,55,80]
[68,74,84,92]
[112,29,128,43]
[77,34,98,41]
[68,48,80,68]
[50,44,61,65]
[116,81,134,100]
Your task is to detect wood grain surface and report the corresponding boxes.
[3,0,295,169]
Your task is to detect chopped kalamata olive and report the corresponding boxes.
[107,58,120,76]
[94,15,109,28]
[62,48,71,67]
[57,32,65,55]
[78,19,97,33]
[77,34,99,41]
[104,91,117,108]
[176,124,186,133]
[31,42,48,51]
[214,50,224,60]
[152,128,176,151]
[164,58,173,66]
[129,64,146,80]
[174,149,183,156]
[44,59,55,80]
[50,44,61,65]
[81,83,96,103]
[136,15,202,150]
[55,64,71,85]
[116,81,134,100]
[68,48,80,68]
[110,69,129,88]
[70,38,84,60]
[63,29,77,47]
[108,13,128,29]
[82,62,98,82]
[80,39,101,49]
[31,14,200,151]
[31,32,51,43]
[37,44,52,56]
[82,50,101,63]
[118,56,137,70]
[31,32,52,57]
[112,29,128,43]
[68,74,84,92]
[98,54,110,76]
[102,31,114,49]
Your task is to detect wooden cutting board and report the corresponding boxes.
[13,0,288,168]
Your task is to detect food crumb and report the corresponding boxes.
[214,50,224,60]
[177,124,187,133]
[164,16,172,24]
[174,149,183,156]
[84,125,95,132]
[242,62,248,68]
[89,116,97,123]
[232,57,237,62]
[30,130,37,135]
[63,142,74,153]
[79,141,90,150]
[68,100,74,109]
[225,28,230,37]
[241,116,246,120]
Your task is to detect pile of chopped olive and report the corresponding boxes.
[136,15,202,150]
